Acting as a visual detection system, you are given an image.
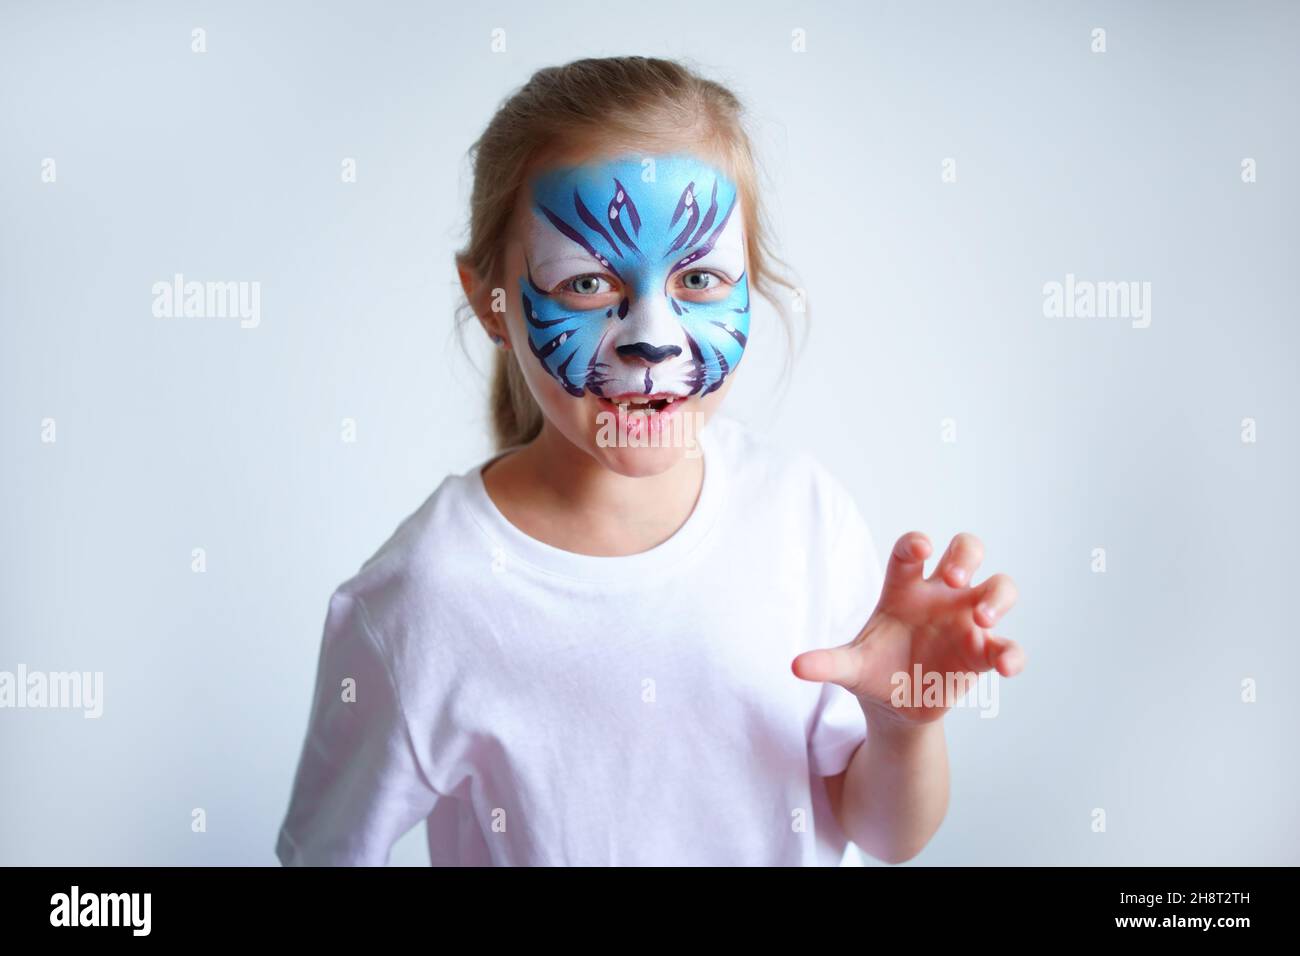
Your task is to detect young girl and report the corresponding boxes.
[276,56,1023,867]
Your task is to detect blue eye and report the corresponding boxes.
[681,271,717,291]
[566,275,613,295]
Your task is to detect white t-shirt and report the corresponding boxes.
[275,413,883,866]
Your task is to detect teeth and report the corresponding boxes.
[612,395,681,410]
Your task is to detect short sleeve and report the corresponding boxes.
[276,589,441,865]
[807,485,884,777]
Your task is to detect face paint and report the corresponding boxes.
[518,154,750,405]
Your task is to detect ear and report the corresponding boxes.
[457,260,510,347]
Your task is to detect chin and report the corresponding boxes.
[590,441,690,478]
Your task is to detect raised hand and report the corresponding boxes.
[793,532,1023,725]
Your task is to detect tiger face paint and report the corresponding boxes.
[518,154,750,416]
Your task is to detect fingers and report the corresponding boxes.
[958,626,1025,678]
[881,532,933,595]
[985,635,1025,677]
[932,532,984,587]
[972,573,1019,628]
[961,625,992,673]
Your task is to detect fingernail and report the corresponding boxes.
[978,603,997,622]
[950,567,967,584]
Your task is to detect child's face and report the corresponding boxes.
[500,149,750,475]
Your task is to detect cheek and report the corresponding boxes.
[506,293,595,408]
[674,275,751,381]
[508,325,598,430]
[515,276,613,396]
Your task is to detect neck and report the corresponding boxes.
[483,420,704,556]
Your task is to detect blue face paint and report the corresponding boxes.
[518,154,750,401]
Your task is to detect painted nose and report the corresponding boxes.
[616,342,683,364]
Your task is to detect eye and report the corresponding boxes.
[674,270,731,300]
[681,271,716,291]
[564,274,614,296]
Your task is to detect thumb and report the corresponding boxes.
[791,644,861,693]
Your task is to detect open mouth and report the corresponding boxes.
[596,392,687,415]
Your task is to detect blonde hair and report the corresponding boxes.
[454,56,804,451]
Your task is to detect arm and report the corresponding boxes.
[277,588,441,865]
[798,530,1023,864]
[824,715,948,864]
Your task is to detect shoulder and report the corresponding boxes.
[706,413,860,527]
[323,464,489,658]
[708,414,882,628]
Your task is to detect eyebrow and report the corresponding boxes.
[528,251,605,272]
[675,240,745,282]
[666,190,741,278]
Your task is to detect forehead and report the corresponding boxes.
[527,151,734,201]
[513,151,744,235]
[515,151,746,279]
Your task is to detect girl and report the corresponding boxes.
[276,56,1023,867]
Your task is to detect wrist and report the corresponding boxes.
[862,701,945,748]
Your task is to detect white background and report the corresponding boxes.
[1,0,1296,864]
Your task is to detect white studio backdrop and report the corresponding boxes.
[1,0,1296,865]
